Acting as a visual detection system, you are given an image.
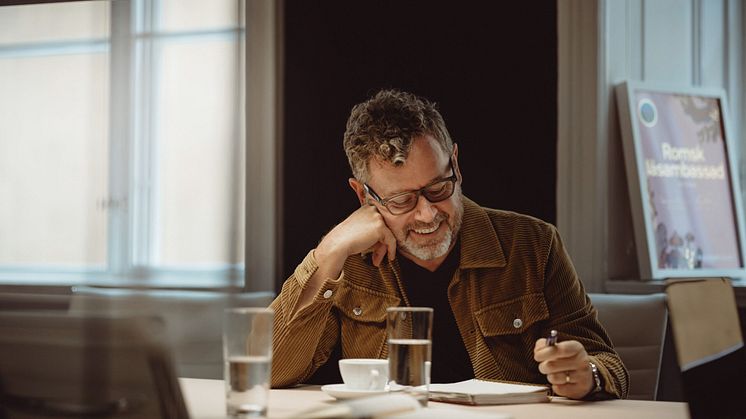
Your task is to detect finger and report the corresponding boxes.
[539,359,575,375]
[551,382,588,399]
[555,340,584,357]
[552,384,588,400]
[534,338,547,351]
[551,370,594,399]
[533,345,558,362]
[545,364,586,383]
[533,338,549,361]
[547,371,575,386]
[536,340,584,362]
[382,227,397,262]
[371,242,387,267]
[539,356,588,374]
[538,352,587,374]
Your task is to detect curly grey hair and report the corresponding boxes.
[343,89,454,182]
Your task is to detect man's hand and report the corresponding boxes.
[293,205,397,314]
[317,204,397,270]
[534,337,594,399]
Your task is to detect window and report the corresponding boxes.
[0,0,246,287]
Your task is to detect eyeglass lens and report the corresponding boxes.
[385,179,455,214]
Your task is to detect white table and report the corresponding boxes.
[179,378,690,419]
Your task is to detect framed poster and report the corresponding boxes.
[615,81,746,280]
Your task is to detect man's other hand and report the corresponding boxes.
[533,337,594,399]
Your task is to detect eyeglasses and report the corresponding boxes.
[363,159,458,215]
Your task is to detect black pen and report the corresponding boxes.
[546,329,558,347]
[545,330,558,397]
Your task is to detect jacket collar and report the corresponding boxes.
[458,196,506,269]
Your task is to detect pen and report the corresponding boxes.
[545,330,558,398]
[546,329,558,347]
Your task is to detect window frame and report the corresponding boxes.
[0,0,257,290]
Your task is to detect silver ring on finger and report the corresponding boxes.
[565,371,571,384]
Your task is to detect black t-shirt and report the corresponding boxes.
[398,242,474,383]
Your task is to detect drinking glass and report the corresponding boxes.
[386,307,433,406]
[223,307,274,417]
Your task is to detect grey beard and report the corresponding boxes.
[400,227,454,260]
[398,195,464,261]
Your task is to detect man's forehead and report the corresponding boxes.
[366,145,450,195]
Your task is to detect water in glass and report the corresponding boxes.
[225,355,271,417]
[388,338,431,405]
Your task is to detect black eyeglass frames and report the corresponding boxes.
[363,159,458,215]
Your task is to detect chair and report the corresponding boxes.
[68,286,275,379]
[665,278,746,419]
[588,293,668,400]
[0,292,70,312]
[0,311,188,418]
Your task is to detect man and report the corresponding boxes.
[270,89,628,400]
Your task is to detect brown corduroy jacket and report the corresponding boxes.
[270,197,629,399]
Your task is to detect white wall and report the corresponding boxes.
[557,0,744,291]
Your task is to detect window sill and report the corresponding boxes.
[0,270,250,292]
[605,278,746,308]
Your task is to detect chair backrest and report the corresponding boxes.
[0,292,71,311]
[588,293,667,400]
[0,311,188,418]
[68,286,275,379]
[665,278,746,419]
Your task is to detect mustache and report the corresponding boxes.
[406,212,448,232]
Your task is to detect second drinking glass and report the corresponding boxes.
[386,306,433,406]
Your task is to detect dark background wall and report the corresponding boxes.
[280,0,557,284]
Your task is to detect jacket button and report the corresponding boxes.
[323,290,333,299]
[353,307,363,316]
[513,318,523,329]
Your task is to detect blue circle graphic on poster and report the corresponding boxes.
[637,98,658,128]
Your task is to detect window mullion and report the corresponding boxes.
[108,0,134,276]
[131,0,159,273]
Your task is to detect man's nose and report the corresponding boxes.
[412,194,437,223]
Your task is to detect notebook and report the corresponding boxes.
[0,311,189,419]
[428,379,550,405]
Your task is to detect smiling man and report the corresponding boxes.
[270,89,629,400]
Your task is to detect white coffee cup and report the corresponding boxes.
[338,358,388,391]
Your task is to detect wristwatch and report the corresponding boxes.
[588,361,603,395]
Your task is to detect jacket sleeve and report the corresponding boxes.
[270,250,343,388]
[542,226,630,399]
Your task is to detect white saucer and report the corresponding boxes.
[320,383,389,399]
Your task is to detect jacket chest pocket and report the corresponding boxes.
[336,285,400,359]
[474,292,549,337]
[472,292,549,381]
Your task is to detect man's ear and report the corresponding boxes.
[452,143,463,183]
[349,178,367,206]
